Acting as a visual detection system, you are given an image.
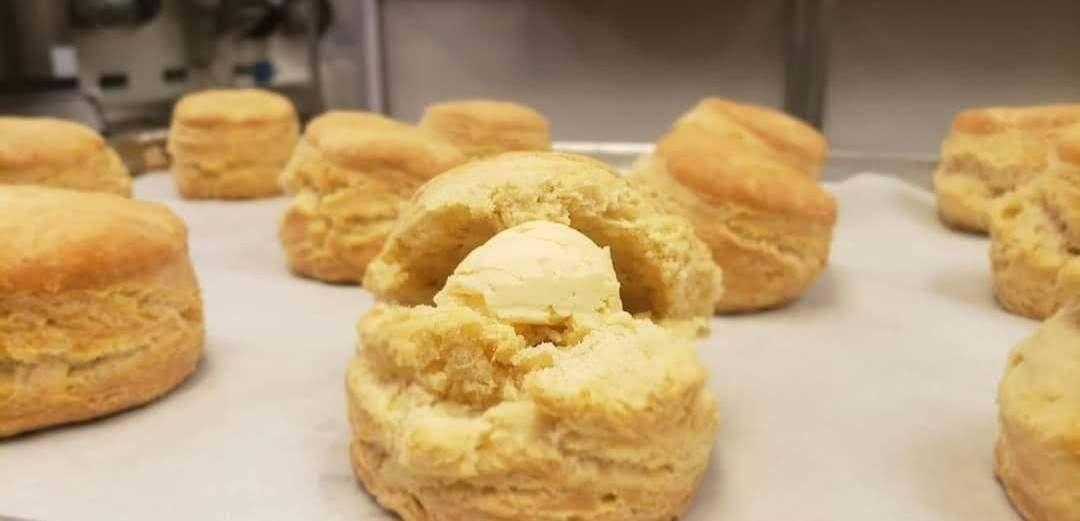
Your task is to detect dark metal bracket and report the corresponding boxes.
[784,0,832,129]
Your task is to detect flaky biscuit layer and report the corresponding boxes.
[0,117,131,196]
[347,303,717,521]
[363,152,721,324]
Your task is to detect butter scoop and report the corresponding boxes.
[433,220,622,324]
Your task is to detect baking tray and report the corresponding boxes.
[1,147,1028,521]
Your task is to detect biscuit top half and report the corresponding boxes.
[172,88,297,127]
[364,151,721,322]
[302,110,465,177]
[0,117,111,170]
[351,222,717,474]
[0,186,187,292]
[673,97,827,178]
[655,127,837,223]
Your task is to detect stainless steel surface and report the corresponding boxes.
[0,90,104,130]
[63,0,324,129]
[552,140,651,170]
[109,128,169,174]
[552,140,937,189]
[825,149,936,189]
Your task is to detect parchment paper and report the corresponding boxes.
[1,172,1033,520]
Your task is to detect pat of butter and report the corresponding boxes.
[434,221,622,324]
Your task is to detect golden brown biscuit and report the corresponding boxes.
[348,308,717,521]
[989,128,1080,319]
[0,186,204,437]
[348,222,717,520]
[672,97,827,179]
[167,88,299,199]
[362,151,722,324]
[418,99,551,157]
[995,303,1080,521]
[630,120,836,313]
[934,105,1080,233]
[0,117,131,196]
[278,111,466,282]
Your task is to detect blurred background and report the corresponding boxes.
[2,0,1079,174]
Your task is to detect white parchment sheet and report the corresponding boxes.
[1,172,1035,520]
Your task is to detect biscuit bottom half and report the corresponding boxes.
[934,167,995,233]
[989,175,1080,320]
[349,436,706,521]
[996,423,1080,521]
[346,304,717,521]
[0,261,204,437]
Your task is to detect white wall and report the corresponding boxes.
[378,0,785,141]
[360,0,1080,155]
[826,0,1080,156]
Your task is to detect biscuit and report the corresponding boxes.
[167,88,299,199]
[278,111,466,282]
[671,97,827,179]
[348,308,717,521]
[989,129,1080,319]
[995,303,1080,521]
[631,119,837,313]
[348,221,717,520]
[418,99,551,158]
[0,117,131,196]
[934,105,1080,233]
[0,186,204,437]
[362,152,722,324]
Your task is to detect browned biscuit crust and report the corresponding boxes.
[0,186,204,437]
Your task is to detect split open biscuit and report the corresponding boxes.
[348,221,718,521]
